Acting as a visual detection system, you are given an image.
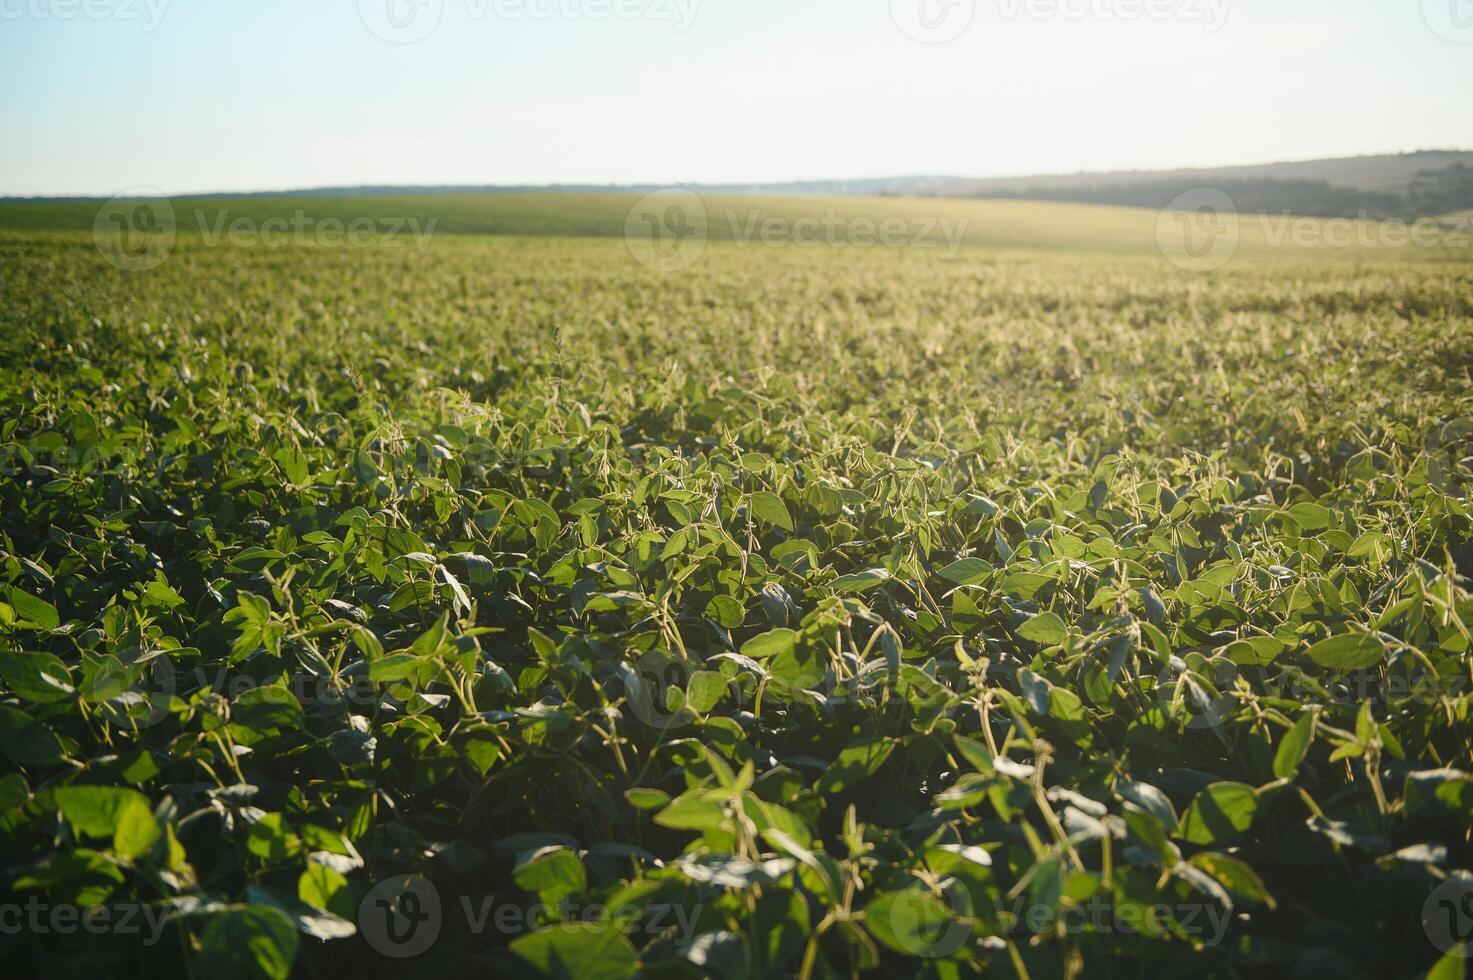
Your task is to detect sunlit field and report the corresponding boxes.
[1,196,1471,978]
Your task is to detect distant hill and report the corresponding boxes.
[934,151,1473,196]
[3,151,1469,220]
[937,151,1473,220]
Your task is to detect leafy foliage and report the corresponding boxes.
[0,228,1471,978]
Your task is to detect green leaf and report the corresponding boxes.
[368,654,422,683]
[0,772,29,810]
[1190,852,1275,908]
[0,705,66,767]
[1116,781,1177,830]
[513,846,586,903]
[12,849,125,906]
[623,788,671,811]
[510,923,639,980]
[830,568,891,593]
[741,628,798,660]
[112,795,162,860]
[1273,713,1315,780]
[750,491,794,532]
[298,864,353,918]
[705,594,745,629]
[863,887,966,958]
[1180,782,1259,845]
[767,642,825,695]
[938,558,991,586]
[1001,571,1053,599]
[143,572,186,612]
[655,792,726,832]
[0,651,74,703]
[1018,611,1068,645]
[1347,531,1388,559]
[231,685,305,733]
[1286,502,1332,531]
[686,671,728,713]
[952,735,993,773]
[816,738,894,795]
[246,813,302,862]
[6,588,59,631]
[55,785,150,838]
[1140,587,1167,624]
[1426,948,1469,980]
[1305,633,1385,672]
[197,906,299,980]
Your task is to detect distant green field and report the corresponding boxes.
[5,193,1471,264]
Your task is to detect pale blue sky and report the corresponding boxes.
[1,0,1470,196]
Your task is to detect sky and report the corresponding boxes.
[1,0,1470,196]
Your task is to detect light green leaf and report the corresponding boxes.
[6,588,59,631]
[1180,782,1259,845]
[750,491,794,532]
[938,558,991,586]
[1019,611,1068,645]
[1273,713,1315,780]
[1305,633,1385,672]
